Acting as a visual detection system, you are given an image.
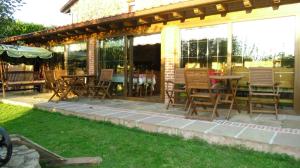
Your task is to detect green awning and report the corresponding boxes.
[0,44,52,59]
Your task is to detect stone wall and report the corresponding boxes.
[69,0,189,23]
[3,145,40,168]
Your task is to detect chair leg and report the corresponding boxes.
[48,92,57,102]
[249,101,253,118]
[212,95,220,120]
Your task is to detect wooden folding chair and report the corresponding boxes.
[165,68,186,109]
[248,67,280,119]
[89,69,114,99]
[185,68,220,121]
[44,70,69,102]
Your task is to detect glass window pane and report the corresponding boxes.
[50,45,65,70]
[232,16,295,104]
[67,42,87,75]
[181,24,227,71]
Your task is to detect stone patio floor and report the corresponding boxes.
[1,91,300,159]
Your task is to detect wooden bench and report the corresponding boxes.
[1,71,45,97]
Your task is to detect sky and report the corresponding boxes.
[14,0,71,26]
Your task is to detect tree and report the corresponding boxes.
[0,0,23,20]
[0,0,47,38]
[0,20,46,38]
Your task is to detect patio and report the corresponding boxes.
[1,91,300,158]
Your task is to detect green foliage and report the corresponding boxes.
[1,103,300,168]
[0,0,23,20]
[0,20,47,38]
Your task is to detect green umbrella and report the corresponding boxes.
[0,44,52,59]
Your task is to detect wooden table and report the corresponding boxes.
[61,75,95,97]
[209,75,243,119]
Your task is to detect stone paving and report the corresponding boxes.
[1,91,300,159]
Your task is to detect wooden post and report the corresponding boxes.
[123,36,128,96]
[128,36,134,97]
[294,15,300,113]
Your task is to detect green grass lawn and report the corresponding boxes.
[0,103,299,168]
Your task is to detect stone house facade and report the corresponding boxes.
[1,0,300,113]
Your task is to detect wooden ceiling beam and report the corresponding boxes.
[109,23,119,29]
[96,26,106,31]
[74,30,84,34]
[85,28,95,33]
[243,0,252,8]
[123,21,134,27]
[172,12,183,18]
[216,4,226,12]
[154,15,165,22]
[193,7,205,15]
[137,18,149,24]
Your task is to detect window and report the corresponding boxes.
[99,37,125,74]
[232,17,295,102]
[67,42,87,75]
[180,24,227,71]
[50,45,65,70]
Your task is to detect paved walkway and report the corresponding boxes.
[1,92,300,159]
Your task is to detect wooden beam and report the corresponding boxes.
[123,21,134,27]
[96,26,106,31]
[109,23,119,29]
[216,4,226,12]
[243,0,252,8]
[172,12,183,18]
[85,28,95,33]
[154,15,165,21]
[193,7,205,15]
[74,30,84,34]
[66,32,75,36]
[137,18,149,24]
[57,33,66,37]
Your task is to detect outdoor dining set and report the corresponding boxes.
[165,67,280,121]
[44,67,280,121]
[44,68,157,101]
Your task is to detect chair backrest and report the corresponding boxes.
[174,68,185,84]
[184,68,210,90]
[45,70,56,84]
[249,67,274,86]
[55,69,67,80]
[99,69,114,82]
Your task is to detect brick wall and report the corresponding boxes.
[88,37,96,75]
[161,26,181,104]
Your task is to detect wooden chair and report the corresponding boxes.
[248,67,280,119]
[89,69,114,99]
[54,69,67,79]
[165,68,186,109]
[184,68,219,121]
[44,70,69,102]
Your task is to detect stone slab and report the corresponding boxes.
[183,121,217,133]
[238,128,274,143]
[158,118,193,129]
[208,125,244,137]
[273,133,300,148]
[140,116,172,125]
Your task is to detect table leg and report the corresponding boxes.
[226,79,240,120]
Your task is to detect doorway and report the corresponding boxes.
[127,34,161,101]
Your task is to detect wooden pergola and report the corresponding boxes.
[0,0,296,44]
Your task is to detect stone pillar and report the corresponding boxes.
[161,25,181,104]
[87,37,96,75]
